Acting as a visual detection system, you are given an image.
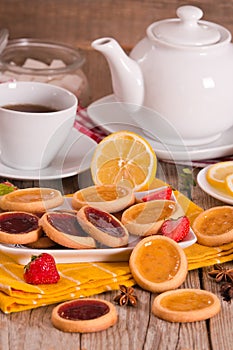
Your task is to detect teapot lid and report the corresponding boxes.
[150,6,222,46]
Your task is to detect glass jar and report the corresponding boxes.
[0,38,91,107]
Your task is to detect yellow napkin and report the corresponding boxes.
[0,253,134,313]
[1,183,233,314]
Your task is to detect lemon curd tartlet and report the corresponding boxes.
[72,184,135,213]
[129,235,188,293]
[121,200,177,236]
[152,289,221,323]
[192,206,233,246]
[0,187,64,213]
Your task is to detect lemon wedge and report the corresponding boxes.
[91,131,157,192]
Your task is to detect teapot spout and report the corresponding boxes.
[92,37,144,108]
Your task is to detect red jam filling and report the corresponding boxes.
[48,212,89,237]
[58,299,110,320]
[85,207,125,237]
[0,212,39,233]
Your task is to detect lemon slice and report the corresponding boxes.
[225,173,233,195]
[129,235,188,293]
[206,161,233,191]
[152,289,221,323]
[91,131,157,191]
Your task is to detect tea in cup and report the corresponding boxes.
[0,81,77,170]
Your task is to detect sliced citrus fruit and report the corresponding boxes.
[90,131,157,192]
[225,173,233,195]
[206,161,233,191]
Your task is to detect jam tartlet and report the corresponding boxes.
[152,289,221,322]
[129,235,188,293]
[192,206,233,246]
[0,187,64,213]
[40,211,96,249]
[0,211,42,244]
[121,200,177,236]
[77,205,129,247]
[52,298,118,333]
[72,185,135,213]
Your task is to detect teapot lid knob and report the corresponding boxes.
[150,5,222,46]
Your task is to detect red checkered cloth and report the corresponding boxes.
[74,106,108,143]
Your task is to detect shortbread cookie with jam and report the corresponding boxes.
[40,211,96,249]
[152,288,221,322]
[192,206,233,246]
[77,205,129,247]
[121,200,178,236]
[0,211,42,244]
[72,185,135,213]
[52,298,118,333]
[129,235,188,293]
[0,187,64,213]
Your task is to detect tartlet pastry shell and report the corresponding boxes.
[77,205,129,247]
[152,288,221,323]
[0,187,64,213]
[52,298,118,333]
[129,235,188,293]
[192,206,233,246]
[121,200,178,236]
[72,185,135,213]
[0,211,42,245]
[40,211,96,249]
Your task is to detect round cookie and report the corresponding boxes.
[152,288,221,322]
[0,211,42,245]
[129,235,188,293]
[0,187,64,213]
[121,200,178,236]
[52,298,118,333]
[40,211,96,249]
[77,205,129,248]
[72,185,135,213]
[192,206,233,246]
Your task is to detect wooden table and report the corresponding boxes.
[1,1,233,348]
[1,162,233,350]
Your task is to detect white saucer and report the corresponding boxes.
[0,197,196,265]
[87,95,233,162]
[197,166,233,205]
[0,128,96,180]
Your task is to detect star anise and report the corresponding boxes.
[113,285,137,307]
[220,282,233,303]
[208,264,233,283]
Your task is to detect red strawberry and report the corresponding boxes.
[23,253,60,285]
[160,216,190,242]
[141,187,172,202]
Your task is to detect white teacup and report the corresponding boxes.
[0,81,77,170]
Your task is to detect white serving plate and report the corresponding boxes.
[87,95,233,162]
[0,196,196,265]
[197,166,233,205]
[0,128,96,180]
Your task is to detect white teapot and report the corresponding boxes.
[92,5,233,146]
